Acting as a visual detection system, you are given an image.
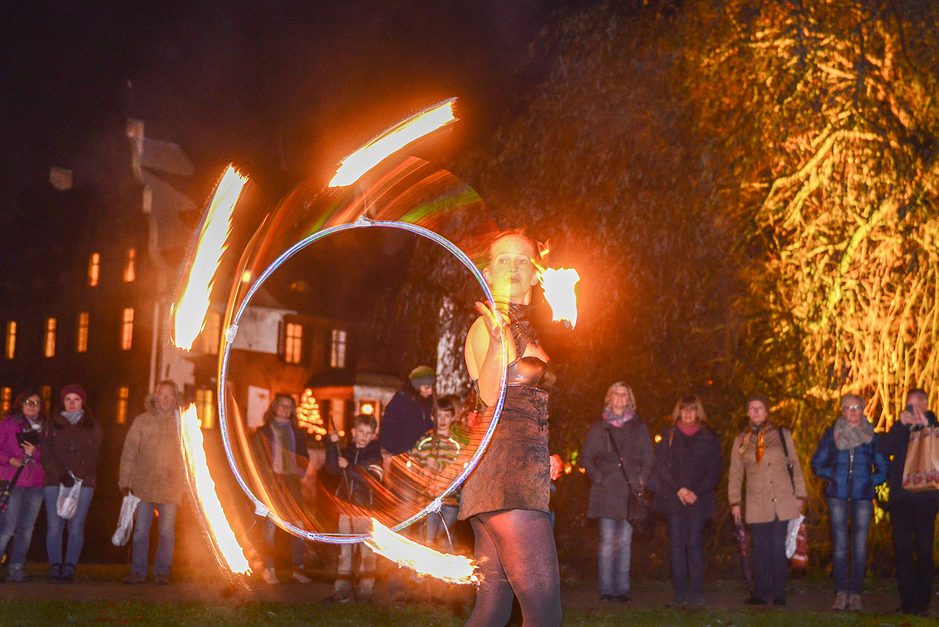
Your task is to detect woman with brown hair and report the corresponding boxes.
[652,394,722,609]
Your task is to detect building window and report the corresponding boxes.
[88,252,100,287]
[123,248,136,283]
[5,321,15,360]
[116,386,129,424]
[330,329,347,368]
[0,387,11,413]
[120,308,134,350]
[41,386,52,411]
[43,318,57,358]
[198,311,221,356]
[76,312,89,353]
[284,322,303,364]
[196,387,215,429]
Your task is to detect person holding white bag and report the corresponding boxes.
[40,384,101,583]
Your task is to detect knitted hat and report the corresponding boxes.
[60,383,88,405]
[408,365,436,389]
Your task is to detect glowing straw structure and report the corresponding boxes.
[179,404,251,574]
[328,99,457,187]
[536,265,581,328]
[366,519,477,584]
[172,165,247,350]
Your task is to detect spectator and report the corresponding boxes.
[728,395,807,606]
[40,384,102,583]
[411,394,463,550]
[652,394,722,609]
[811,394,888,611]
[252,393,311,585]
[877,388,938,616]
[118,381,186,585]
[325,413,383,603]
[378,366,435,456]
[582,382,653,603]
[0,388,49,582]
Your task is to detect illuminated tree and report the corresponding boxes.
[296,388,326,439]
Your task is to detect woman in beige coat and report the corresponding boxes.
[728,395,806,606]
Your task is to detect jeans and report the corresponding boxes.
[0,486,44,566]
[424,504,459,550]
[749,518,789,601]
[667,510,708,603]
[597,518,632,596]
[131,502,177,578]
[263,518,305,569]
[827,497,872,594]
[890,493,939,612]
[44,485,94,566]
[336,514,375,597]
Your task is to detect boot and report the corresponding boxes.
[47,563,63,583]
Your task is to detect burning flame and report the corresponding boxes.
[179,404,251,574]
[172,165,247,350]
[366,519,477,585]
[328,99,457,187]
[535,263,580,328]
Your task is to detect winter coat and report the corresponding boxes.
[582,418,654,520]
[378,386,433,455]
[877,411,939,504]
[728,425,807,524]
[810,425,888,501]
[652,425,722,518]
[325,439,383,508]
[253,422,310,472]
[41,411,102,487]
[0,413,46,487]
[118,395,187,505]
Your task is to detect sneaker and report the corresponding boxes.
[47,563,63,583]
[599,594,614,602]
[325,593,352,604]
[847,594,863,611]
[617,594,632,604]
[665,599,687,609]
[154,575,170,585]
[688,597,707,610]
[831,591,848,611]
[61,564,75,583]
[291,569,312,584]
[261,567,279,585]
[8,565,30,583]
[122,573,147,584]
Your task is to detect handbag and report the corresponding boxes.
[778,428,808,570]
[606,430,654,540]
[901,426,939,492]
[56,473,83,520]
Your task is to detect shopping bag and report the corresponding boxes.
[901,427,939,492]
[789,518,808,570]
[56,473,83,519]
[112,493,142,546]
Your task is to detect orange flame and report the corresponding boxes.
[172,165,247,350]
[534,262,580,328]
[179,403,251,575]
[365,518,477,585]
[328,99,457,188]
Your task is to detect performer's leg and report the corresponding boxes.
[466,516,514,627]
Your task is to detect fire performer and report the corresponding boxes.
[459,232,562,626]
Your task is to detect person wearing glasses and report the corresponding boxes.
[811,394,888,611]
[0,389,48,582]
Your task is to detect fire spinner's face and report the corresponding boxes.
[352,424,375,448]
[486,235,538,305]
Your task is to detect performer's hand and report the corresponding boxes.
[474,301,508,343]
[338,457,349,469]
[731,504,742,524]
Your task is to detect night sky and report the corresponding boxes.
[3,1,580,212]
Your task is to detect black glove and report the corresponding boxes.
[60,474,75,488]
[121,487,131,497]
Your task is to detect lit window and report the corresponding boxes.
[284,322,303,364]
[76,312,89,353]
[5,321,15,360]
[0,387,11,413]
[120,308,134,350]
[44,318,57,358]
[123,248,136,283]
[116,386,129,424]
[196,387,215,429]
[199,311,221,356]
[330,329,347,368]
[41,386,51,411]
[88,252,100,287]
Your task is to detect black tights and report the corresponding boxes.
[467,510,562,627]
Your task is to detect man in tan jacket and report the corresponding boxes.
[118,381,186,584]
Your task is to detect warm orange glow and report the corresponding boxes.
[328,99,457,187]
[179,403,251,574]
[172,165,247,351]
[365,518,477,584]
[535,263,580,328]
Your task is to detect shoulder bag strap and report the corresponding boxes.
[606,429,643,499]
[778,427,797,493]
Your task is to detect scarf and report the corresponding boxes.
[27,416,42,431]
[676,420,701,437]
[602,407,633,428]
[833,415,874,450]
[271,421,298,475]
[61,410,83,425]
[750,422,767,463]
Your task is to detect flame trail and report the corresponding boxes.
[172,165,247,350]
[179,404,251,574]
[365,518,477,585]
[329,99,457,187]
[535,263,580,328]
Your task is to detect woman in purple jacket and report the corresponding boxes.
[0,388,48,582]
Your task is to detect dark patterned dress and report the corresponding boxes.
[459,304,550,519]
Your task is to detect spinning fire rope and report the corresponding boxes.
[170,97,579,584]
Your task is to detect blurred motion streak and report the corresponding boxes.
[366,518,477,584]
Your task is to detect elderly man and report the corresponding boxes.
[118,381,186,584]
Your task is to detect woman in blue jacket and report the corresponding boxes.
[810,394,887,612]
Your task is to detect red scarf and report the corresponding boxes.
[676,421,702,437]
